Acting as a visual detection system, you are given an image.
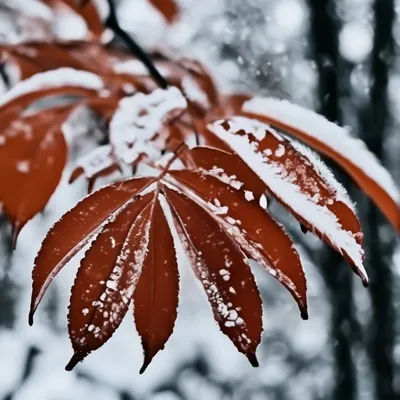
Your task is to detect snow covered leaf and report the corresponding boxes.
[60,0,105,40]
[0,68,105,127]
[242,97,400,232]
[209,116,368,285]
[187,146,268,203]
[134,195,179,373]
[166,170,308,318]
[0,106,73,245]
[0,67,104,108]
[148,0,180,24]
[163,186,262,366]
[1,42,120,80]
[29,177,154,324]
[66,193,154,370]
[109,87,187,164]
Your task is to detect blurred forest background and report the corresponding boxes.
[0,0,399,399]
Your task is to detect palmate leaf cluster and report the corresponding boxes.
[0,0,398,373]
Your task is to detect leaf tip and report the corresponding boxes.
[139,359,150,374]
[11,222,22,250]
[301,309,309,320]
[28,311,34,326]
[65,353,84,371]
[247,353,259,368]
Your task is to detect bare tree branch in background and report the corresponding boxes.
[359,0,397,398]
[307,1,360,399]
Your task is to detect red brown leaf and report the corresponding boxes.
[66,193,153,370]
[241,98,400,232]
[0,106,73,245]
[148,0,180,24]
[188,146,268,203]
[164,171,308,318]
[163,186,262,365]
[134,195,179,373]
[209,116,368,285]
[30,177,154,324]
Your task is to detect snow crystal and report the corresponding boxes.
[243,97,400,205]
[106,280,118,291]
[209,118,368,282]
[259,194,268,209]
[289,139,355,210]
[0,68,104,108]
[244,191,254,201]
[16,160,30,174]
[275,144,285,157]
[207,167,244,190]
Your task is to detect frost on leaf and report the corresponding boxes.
[134,195,179,373]
[166,170,308,318]
[67,193,153,370]
[30,177,154,324]
[0,67,104,109]
[109,87,187,164]
[187,146,268,204]
[163,186,262,365]
[242,97,400,232]
[209,116,368,285]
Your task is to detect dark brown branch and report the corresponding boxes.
[104,0,169,89]
[359,0,397,398]
[307,1,359,399]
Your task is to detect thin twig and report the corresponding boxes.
[104,0,169,89]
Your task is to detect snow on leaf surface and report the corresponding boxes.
[0,105,73,244]
[0,67,104,108]
[242,97,400,232]
[134,194,179,373]
[166,170,308,318]
[187,146,268,203]
[163,186,262,366]
[109,86,187,164]
[67,193,154,370]
[208,116,368,285]
[30,177,154,324]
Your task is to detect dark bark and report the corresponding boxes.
[359,0,397,398]
[306,1,358,399]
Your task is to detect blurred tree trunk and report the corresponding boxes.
[306,1,358,399]
[359,0,397,398]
